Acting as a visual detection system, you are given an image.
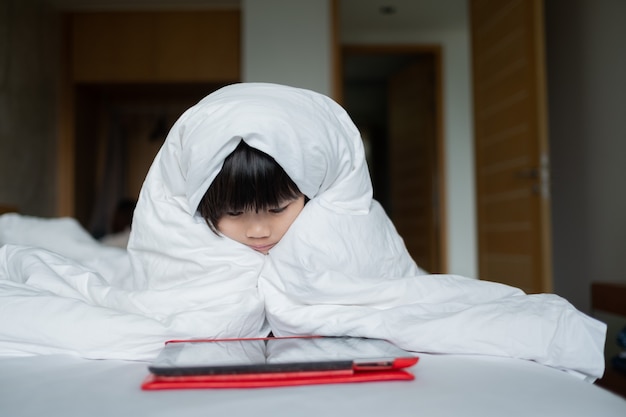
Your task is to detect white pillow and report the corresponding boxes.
[0,213,108,259]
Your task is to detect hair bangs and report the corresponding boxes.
[199,141,302,234]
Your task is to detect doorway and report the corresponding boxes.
[73,83,224,238]
[341,46,445,273]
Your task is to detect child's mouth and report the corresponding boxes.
[249,243,275,254]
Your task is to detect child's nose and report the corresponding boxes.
[246,219,271,238]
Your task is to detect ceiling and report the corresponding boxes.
[47,0,468,34]
[340,0,467,33]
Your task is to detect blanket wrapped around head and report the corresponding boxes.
[0,83,606,381]
[127,82,424,334]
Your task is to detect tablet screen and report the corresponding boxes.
[148,336,417,376]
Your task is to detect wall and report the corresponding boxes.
[546,0,626,312]
[242,0,333,96]
[0,0,59,217]
[340,12,477,278]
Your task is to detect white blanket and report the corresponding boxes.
[0,83,606,381]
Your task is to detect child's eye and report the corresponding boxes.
[226,211,243,217]
[269,203,289,214]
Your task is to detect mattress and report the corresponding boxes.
[1,352,624,417]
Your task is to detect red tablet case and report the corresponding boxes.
[141,367,416,390]
[141,338,418,390]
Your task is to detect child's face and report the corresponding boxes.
[216,195,306,254]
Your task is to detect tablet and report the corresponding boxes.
[148,336,419,377]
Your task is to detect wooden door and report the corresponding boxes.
[71,11,240,83]
[470,0,552,293]
[388,56,442,272]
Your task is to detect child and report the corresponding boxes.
[0,83,606,381]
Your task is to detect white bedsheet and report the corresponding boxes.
[0,83,607,382]
[0,353,624,417]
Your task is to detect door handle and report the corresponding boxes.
[516,153,550,198]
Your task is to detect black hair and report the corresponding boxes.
[198,140,303,234]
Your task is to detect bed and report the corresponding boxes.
[1,351,625,417]
[0,212,624,416]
